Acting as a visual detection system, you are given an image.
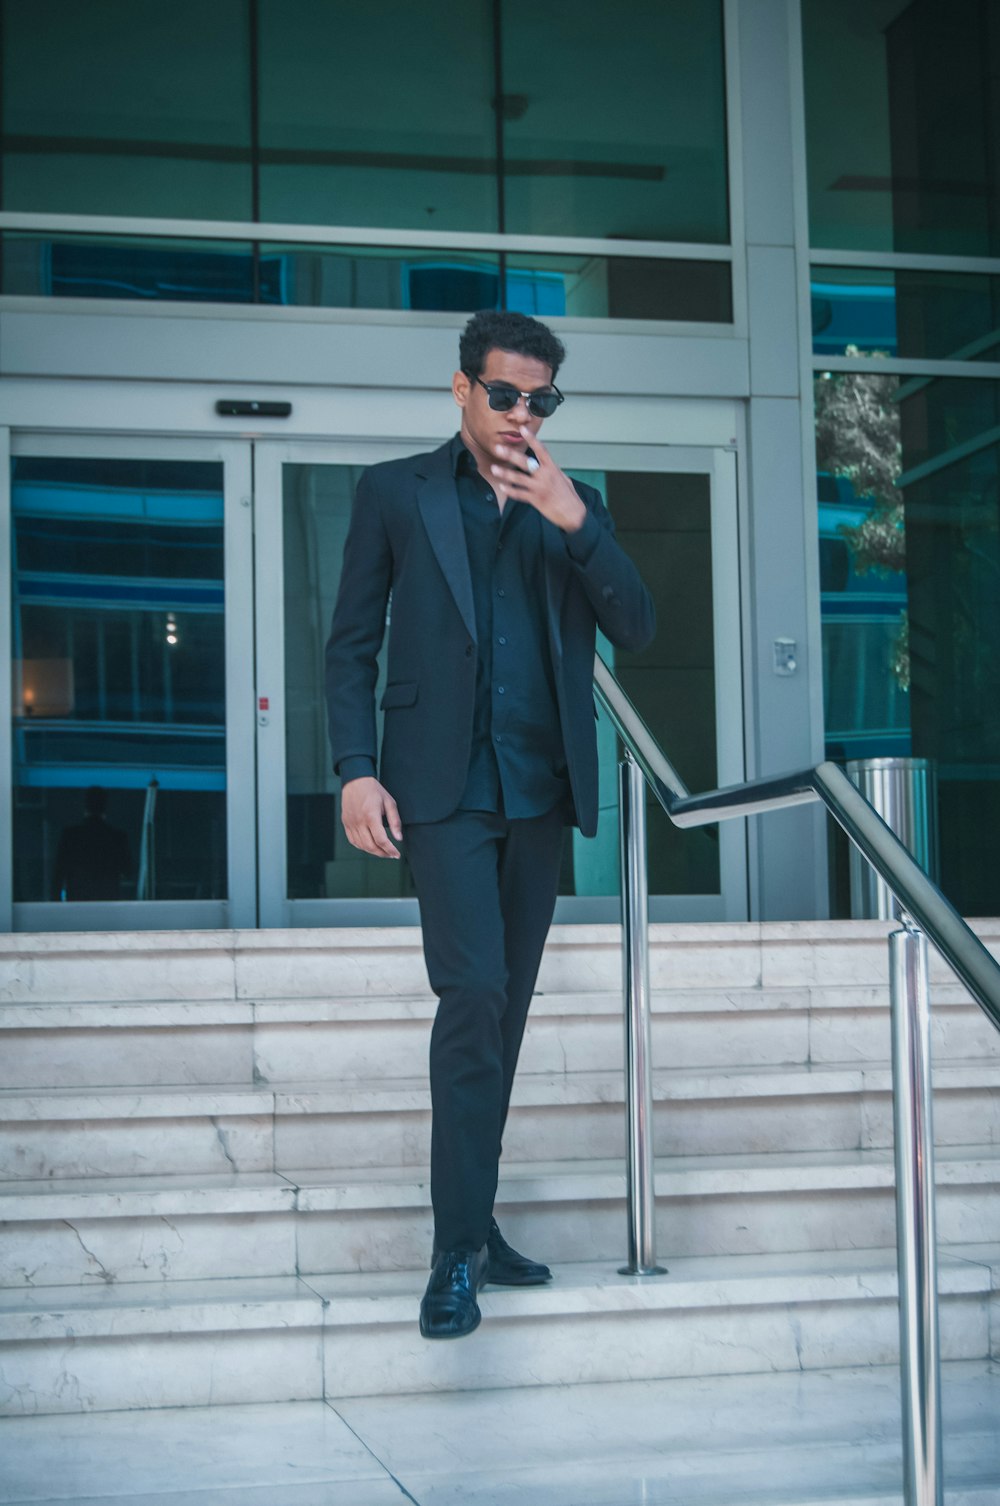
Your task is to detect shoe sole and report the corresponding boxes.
[419,1307,482,1340]
[484,1270,553,1286]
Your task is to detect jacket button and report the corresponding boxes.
[465,644,473,657]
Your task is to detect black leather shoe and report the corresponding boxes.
[419,1244,489,1340]
[485,1218,552,1286]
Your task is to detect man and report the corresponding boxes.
[54,785,131,902]
[325,310,655,1339]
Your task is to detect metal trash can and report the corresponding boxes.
[846,757,939,920]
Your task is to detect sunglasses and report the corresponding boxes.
[467,374,565,420]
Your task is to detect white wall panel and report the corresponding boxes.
[747,246,800,398]
[738,0,797,248]
[737,0,828,918]
[0,305,749,402]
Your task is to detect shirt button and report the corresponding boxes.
[497,685,505,695]
[497,636,507,645]
[495,734,503,744]
[486,491,495,503]
[497,588,505,598]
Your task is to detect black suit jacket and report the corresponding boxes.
[324,438,655,835]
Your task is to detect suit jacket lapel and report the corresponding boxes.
[416,445,477,645]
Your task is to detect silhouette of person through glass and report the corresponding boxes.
[54,786,131,901]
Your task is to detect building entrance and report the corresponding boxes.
[256,439,746,927]
[6,428,745,930]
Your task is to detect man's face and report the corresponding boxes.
[452,347,555,470]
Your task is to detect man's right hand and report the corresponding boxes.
[340,776,403,859]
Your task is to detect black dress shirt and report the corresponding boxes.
[452,437,570,817]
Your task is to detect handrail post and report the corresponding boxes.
[618,752,665,1276]
[889,918,943,1506]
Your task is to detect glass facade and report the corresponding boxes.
[812,265,1000,362]
[590,471,720,900]
[5,0,995,929]
[1,0,253,220]
[257,1,497,234]
[803,0,1000,256]
[2,234,732,321]
[498,1,728,243]
[10,456,228,904]
[282,461,721,906]
[805,0,1000,917]
[816,369,1000,915]
[282,461,411,903]
[0,0,730,319]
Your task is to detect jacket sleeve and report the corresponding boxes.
[564,486,656,653]
[324,468,392,781]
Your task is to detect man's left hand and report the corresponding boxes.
[491,428,587,534]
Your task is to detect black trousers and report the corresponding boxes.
[403,804,565,1253]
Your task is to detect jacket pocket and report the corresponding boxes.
[379,680,418,709]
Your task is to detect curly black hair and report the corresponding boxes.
[458,309,566,381]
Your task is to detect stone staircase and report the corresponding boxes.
[1,921,999,1418]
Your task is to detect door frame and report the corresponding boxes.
[4,430,257,931]
[0,392,748,931]
[253,437,747,927]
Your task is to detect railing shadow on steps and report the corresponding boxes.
[593,652,1000,1506]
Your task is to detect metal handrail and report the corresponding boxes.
[136,777,159,902]
[593,652,1000,1506]
[593,654,1000,1031]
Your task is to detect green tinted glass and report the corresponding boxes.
[257,0,497,233]
[812,265,1000,362]
[803,0,1000,255]
[10,455,228,904]
[1,0,252,219]
[816,370,1000,914]
[501,0,728,242]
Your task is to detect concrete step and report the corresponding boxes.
[1,1245,996,1415]
[3,1146,1000,1287]
[3,921,997,999]
[4,1059,1000,1181]
[3,979,999,1092]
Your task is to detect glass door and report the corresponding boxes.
[5,434,256,930]
[254,440,745,926]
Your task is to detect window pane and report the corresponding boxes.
[1,0,252,219]
[815,370,1000,914]
[3,234,257,302]
[263,245,733,319]
[262,245,503,313]
[5,233,733,320]
[803,0,1000,255]
[812,265,1000,361]
[501,0,728,242]
[563,470,720,900]
[11,456,228,903]
[258,0,497,233]
[282,462,415,902]
[505,254,732,322]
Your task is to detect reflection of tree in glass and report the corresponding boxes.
[815,351,909,686]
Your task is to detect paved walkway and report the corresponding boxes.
[1,1361,999,1505]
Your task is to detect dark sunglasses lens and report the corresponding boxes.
[486,386,519,412]
[527,392,560,418]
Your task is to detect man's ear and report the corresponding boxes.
[452,369,470,409]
